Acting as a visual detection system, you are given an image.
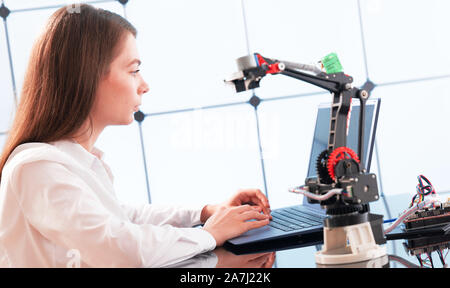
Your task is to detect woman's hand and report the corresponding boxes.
[201,189,271,223]
[224,189,271,217]
[202,205,270,247]
[201,189,272,246]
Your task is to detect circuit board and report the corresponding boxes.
[403,201,450,230]
[402,200,450,267]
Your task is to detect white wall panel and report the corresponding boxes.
[257,93,330,209]
[244,0,367,99]
[96,122,150,205]
[4,0,79,10]
[6,2,123,101]
[126,0,252,114]
[0,133,6,152]
[0,18,14,133]
[360,0,450,83]
[373,79,450,195]
[142,104,264,206]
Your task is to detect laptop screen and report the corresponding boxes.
[302,98,380,209]
[306,98,381,178]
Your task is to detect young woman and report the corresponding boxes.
[0,4,271,268]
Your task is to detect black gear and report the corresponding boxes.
[316,150,333,184]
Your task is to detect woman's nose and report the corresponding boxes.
[139,80,150,95]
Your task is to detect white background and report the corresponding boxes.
[1,0,449,211]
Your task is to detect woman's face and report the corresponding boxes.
[92,32,149,126]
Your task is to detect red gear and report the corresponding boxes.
[327,147,360,181]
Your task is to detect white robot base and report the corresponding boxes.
[315,221,387,265]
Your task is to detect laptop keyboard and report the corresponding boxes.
[268,206,326,232]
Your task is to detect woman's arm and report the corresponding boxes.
[120,202,206,227]
[121,189,271,227]
[13,161,216,267]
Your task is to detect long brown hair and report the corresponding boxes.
[0,4,136,182]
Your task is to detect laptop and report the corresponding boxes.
[224,98,381,254]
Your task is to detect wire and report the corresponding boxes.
[437,250,446,266]
[384,197,441,234]
[383,218,397,224]
[388,255,421,268]
[428,252,434,268]
[288,186,342,201]
[410,175,437,208]
[281,60,323,75]
[387,175,441,234]
[416,255,423,267]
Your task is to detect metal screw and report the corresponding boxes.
[360,90,369,99]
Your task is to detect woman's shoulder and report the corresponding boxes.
[9,141,54,158]
[2,142,72,177]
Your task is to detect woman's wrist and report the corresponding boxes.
[200,204,219,223]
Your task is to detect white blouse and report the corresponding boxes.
[0,139,216,267]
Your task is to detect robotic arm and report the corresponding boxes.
[225,53,368,166]
[225,53,386,264]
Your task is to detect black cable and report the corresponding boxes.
[416,255,423,267]
[428,252,434,268]
[437,250,445,266]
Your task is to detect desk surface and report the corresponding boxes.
[169,192,450,268]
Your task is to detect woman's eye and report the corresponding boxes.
[131,70,140,76]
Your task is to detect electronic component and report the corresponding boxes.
[321,52,343,74]
[403,200,450,267]
[404,233,450,268]
[389,175,450,268]
[404,203,450,230]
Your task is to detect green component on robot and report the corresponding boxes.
[322,52,343,74]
